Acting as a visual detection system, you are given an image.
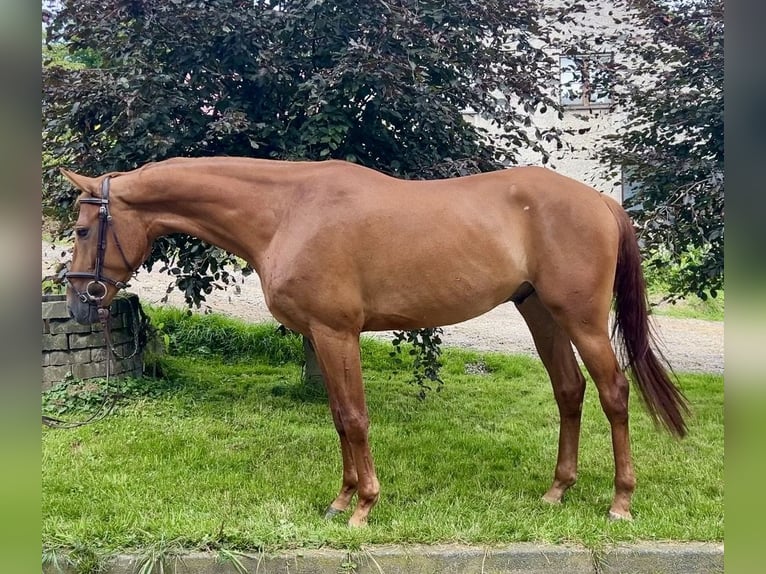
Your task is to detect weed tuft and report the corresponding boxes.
[42,373,177,419]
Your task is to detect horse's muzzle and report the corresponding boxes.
[66,291,103,325]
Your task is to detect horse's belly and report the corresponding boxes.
[361,279,517,331]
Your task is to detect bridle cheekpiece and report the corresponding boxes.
[65,176,133,306]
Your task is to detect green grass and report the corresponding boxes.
[648,288,725,322]
[42,312,723,560]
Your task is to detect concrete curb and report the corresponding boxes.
[45,542,723,574]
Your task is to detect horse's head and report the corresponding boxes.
[61,169,149,324]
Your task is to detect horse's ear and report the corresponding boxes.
[60,168,99,194]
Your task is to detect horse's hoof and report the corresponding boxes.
[323,505,344,520]
[608,509,633,522]
[541,493,563,505]
[347,517,368,528]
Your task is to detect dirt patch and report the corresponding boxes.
[43,240,723,374]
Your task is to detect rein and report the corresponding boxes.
[44,176,142,429]
[41,302,146,429]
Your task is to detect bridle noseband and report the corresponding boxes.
[66,176,134,306]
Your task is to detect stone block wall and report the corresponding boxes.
[42,293,144,390]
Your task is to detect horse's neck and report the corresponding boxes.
[130,161,299,272]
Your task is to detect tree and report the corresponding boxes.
[43,1,568,223]
[596,0,724,300]
[43,0,572,390]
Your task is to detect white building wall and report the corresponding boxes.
[464,0,640,204]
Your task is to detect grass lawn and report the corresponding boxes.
[648,289,724,322]
[42,311,723,562]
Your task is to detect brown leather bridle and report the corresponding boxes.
[65,176,134,306]
[45,176,142,429]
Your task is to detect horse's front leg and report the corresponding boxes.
[323,419,358,519]
[310,327,380,527]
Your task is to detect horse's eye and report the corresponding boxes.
[75,227,89,239]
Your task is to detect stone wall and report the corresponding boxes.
[42,293,144,390]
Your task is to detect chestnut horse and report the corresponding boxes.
[62,157,687,527]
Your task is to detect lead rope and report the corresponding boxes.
[41,305,142,429]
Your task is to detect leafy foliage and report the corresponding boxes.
[43,0,567,221]
[391,327,444,397]
[594,0,724,300]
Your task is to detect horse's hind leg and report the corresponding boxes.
[547,303,636,520]
[570,329,635,520]
[516,293,586,504]
[309,327,380,527]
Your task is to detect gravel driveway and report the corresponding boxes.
[44,241,723,374]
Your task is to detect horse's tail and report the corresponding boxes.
[604,198,689,438]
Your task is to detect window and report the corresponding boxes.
[559,53,613,109]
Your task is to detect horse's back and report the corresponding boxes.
[263,163,619,332]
